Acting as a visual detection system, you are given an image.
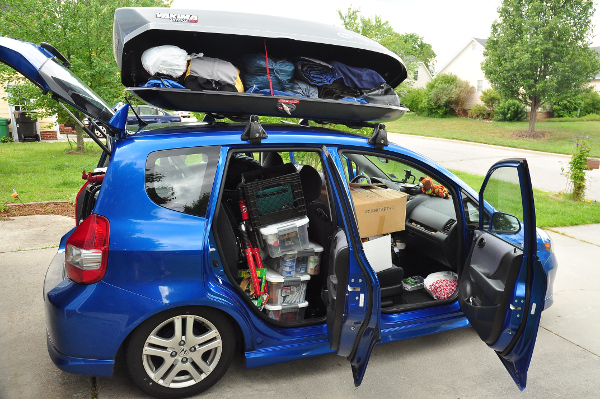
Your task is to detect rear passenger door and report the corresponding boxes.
[323,148,381,387]
[459,159,547,390]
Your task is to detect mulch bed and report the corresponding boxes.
[0,201,75,218]
[510,131,549,139]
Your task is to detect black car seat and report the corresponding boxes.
[262,151,284,168]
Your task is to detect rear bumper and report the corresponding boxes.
[47,330,114,377]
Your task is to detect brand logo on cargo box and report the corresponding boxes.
[156,13,198,23]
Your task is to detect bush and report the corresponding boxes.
[494,99,527,122]
[401,88,427,114]
[1,136,13,143]
[552,91,600,118]
[580,91,600,116]
[480,88,501,110]
[552,97,581,118]
[421,73,475,117]
[468,104,492,119]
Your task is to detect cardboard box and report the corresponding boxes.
[350,184,407,238]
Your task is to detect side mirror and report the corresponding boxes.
[490,212,521,235]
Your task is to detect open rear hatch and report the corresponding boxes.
[114,8,409,124]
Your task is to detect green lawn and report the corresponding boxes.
[452,170,600,228]
[2,139,599,227]
[0,141,100,205]
[385,113,600,158]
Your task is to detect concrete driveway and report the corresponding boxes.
[388,133,600,202]
[1,214,599,399]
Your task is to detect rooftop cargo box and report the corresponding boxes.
[113,8,409,124]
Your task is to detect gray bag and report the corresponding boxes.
[359,83,401,106]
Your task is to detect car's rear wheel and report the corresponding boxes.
[126,307,235,399]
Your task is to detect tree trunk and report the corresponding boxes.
[528,96,540,133]
[75,124,85,152]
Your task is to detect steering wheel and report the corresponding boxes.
[350,174,372,184]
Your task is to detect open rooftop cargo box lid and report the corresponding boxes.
[114,8,409,124]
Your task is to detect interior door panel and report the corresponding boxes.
[460,231,523,344]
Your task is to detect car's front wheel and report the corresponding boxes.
[126,307,235,399]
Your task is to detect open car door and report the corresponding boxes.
[459,158,547,390]
[324,150,381,387]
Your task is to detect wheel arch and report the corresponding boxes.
[114,304,249,371]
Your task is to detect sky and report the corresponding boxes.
[171,0,600,73]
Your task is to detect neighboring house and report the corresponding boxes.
[406,61,434,89]
[436,38,490,110]
[587,46,600,92]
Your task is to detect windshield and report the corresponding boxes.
[38,58,114,122]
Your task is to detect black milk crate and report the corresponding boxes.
[243,167,306,228]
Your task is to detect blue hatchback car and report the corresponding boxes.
[1,7,555,399]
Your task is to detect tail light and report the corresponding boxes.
[65,214,110,284]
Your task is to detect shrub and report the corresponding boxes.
[562,136,593,201]
[401,88,427,114]
[468,104,492,119]
[494,99,526,122]
[552,97,581,118]
[580,91,600,116]
[1,136,13,143]
[480,88,501,110]
[552,91,600,118]
[422,73,475,117]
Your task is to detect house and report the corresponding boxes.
[406,61,434,89]
[587,46,600,92]
[436,38,490,109]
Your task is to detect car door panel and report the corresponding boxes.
[459,159,547,390]
[323,148,381,387]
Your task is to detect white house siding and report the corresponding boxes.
[438,38,491,109]
[410,62,433,89]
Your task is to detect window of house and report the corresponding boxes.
[413,70,419,80]
[472,43,477,51]
[477,80,483,92]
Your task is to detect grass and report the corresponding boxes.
[451,169,600,228]
[0,141,100,204]
[2,135,598,228]
[385,113,600,158]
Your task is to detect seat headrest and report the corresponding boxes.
[299,165,323,203]
[262,152,284,168]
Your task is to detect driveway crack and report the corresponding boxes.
[540,325,600,358]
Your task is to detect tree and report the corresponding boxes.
[482,0,600,134]
[337,7,436,77]
[0,0,171,150]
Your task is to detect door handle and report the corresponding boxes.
[477,237,486,248]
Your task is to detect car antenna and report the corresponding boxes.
[124,97,148,126]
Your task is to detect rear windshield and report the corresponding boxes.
[145,146,221,217]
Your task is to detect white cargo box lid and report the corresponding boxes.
[263,301,309,311]
[265,268,311,283]
[258,216,309,235]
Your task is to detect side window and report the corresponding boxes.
[145,146,220,217]
[462,191,489,229]
[481,166,524,245]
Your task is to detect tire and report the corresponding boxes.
[126,307,235,399]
